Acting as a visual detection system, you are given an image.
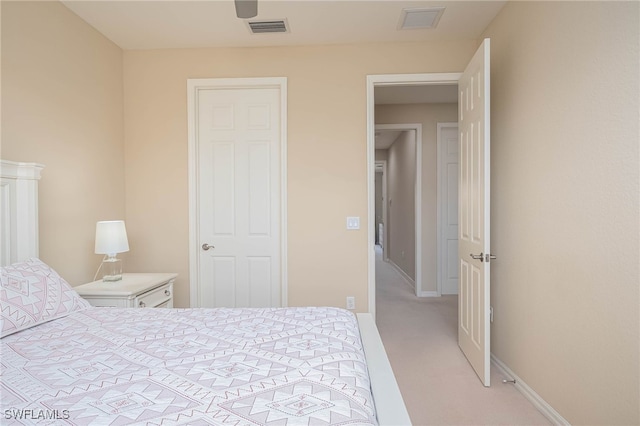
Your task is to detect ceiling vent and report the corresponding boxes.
[247,19,289,34]
[398,7,445,30]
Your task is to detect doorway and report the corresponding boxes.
[367,73,461,318]
[374,160,387,258]
[369,40,492,387]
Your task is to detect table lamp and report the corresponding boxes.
[95,220,129,281]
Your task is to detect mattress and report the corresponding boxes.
[0,307,378,425]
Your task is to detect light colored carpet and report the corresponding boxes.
[375,246,551,425]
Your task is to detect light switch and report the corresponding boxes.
[346,217,360,230]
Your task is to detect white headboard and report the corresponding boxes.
[0,160,45,267]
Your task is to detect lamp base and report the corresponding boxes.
[102,257,123,282]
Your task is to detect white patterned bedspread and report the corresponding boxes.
[0,307,378,425]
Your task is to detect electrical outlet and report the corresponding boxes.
[346,296,356,310]
[346,217,360,230]
[490,306,494,322]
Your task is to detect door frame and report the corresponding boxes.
[187,77,288,308]
[437,122,459,296]
[367,73,461,318]
[375,123,422,296]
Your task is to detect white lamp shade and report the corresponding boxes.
[95,220,130,255]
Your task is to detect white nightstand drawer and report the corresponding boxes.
[135,282,173,308]
[76,273,177,308]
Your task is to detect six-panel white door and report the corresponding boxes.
[458,39,491,386]
[196,87,281,308]
[439,123,459,295]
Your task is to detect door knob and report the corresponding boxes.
[470,253,484,261]
[202,243,214,251]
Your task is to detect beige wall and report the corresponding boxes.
[1,1,125,285]
[376,103,458,292]
[374,171,383,244]
[386,130,416,280]
[123,41,477,309]
[374,149,388,246]
[374,149,388,162]
[484,2,639,424]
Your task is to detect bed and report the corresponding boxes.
[0,160,411,425]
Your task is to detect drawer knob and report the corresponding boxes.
[165,289,171,296]
[139,301,146,308]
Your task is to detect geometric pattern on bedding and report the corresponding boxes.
[0,307,378,425]
[0,258,91,337]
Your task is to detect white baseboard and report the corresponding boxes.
[491,354,570,426]
[419,291,439,297]
[387,259,415,289]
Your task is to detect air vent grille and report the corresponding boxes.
[248,20,288,34]
[398,7,445,30]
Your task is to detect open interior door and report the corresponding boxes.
[458,38,492,386]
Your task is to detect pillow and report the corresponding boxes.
[1,258,91,338]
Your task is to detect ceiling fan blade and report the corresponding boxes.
[235,0,258,19]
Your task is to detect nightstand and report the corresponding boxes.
[75,273,177,308]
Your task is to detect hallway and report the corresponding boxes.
[374,246,550,425]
